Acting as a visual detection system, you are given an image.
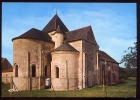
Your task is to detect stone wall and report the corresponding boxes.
[51,78,78,91]
[111,63,120,84]
[68,40,83,89]
[13,38,54,90]
[13,38,54,77]
[48,31,64,49]
[99,60,120,85]
[13,77,29,91]
[2,72,13,84]
[82,40,97,87]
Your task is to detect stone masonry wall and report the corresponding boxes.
[68,40,83,89]
[13,38,54,90]
[83,40,97,87]
[99,60,119,85]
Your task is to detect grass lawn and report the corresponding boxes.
[1,77,136,97]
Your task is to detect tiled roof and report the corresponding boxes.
[66,26,97,44]
[52,42,78,52]
[12,28,54,43]
[1,58,13,71]
[99,50,118,64]
[1,58,6,63]
[42,14,69,33]
[3,67,13,72]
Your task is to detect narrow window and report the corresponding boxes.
[15,64,18,77]
[32,65,36,77]
[56,67,59,78]
[45,66,47,77]
[6,74,8,83]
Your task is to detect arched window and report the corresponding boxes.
[15,64,18,77]
[32,65,36,77]
[45,66,47,77]
[56,67,59,78]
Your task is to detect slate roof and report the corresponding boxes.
[12,28,54,43]
[42,14,69,33]
[52,42,78,52]
[55,25,64,34]
[99,50,119,64]
[66,26,97,44]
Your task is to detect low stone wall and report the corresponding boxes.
[51,78,78,91]
[2,77,12,84]
[13,77,29,91]
[2,72,13,84]
[12,77,46,91]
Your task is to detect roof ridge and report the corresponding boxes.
[66,25,91,33]
[29,28,43,32]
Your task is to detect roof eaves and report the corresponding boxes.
[12,37,54,43]
[99,50,118,64]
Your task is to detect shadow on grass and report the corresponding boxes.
[107,81,127,87]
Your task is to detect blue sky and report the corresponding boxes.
[2,2,136,67]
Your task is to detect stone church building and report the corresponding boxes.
[12,14,120,91]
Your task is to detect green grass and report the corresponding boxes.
[127,77,136,81]
[1,77,136,97]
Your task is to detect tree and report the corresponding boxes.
[120,42,137,68]
[119,67,137,79]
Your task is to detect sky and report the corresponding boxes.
[2,2,136,67]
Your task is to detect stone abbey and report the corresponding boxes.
[12,14,120,91]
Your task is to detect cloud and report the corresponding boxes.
[2,26,31,65]
[2,3,136,68]
[2,14,55,66]
[99,37,135,67]
[2,48,13,65]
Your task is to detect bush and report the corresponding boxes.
[120,74,128,80]
[126,68,137,77]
